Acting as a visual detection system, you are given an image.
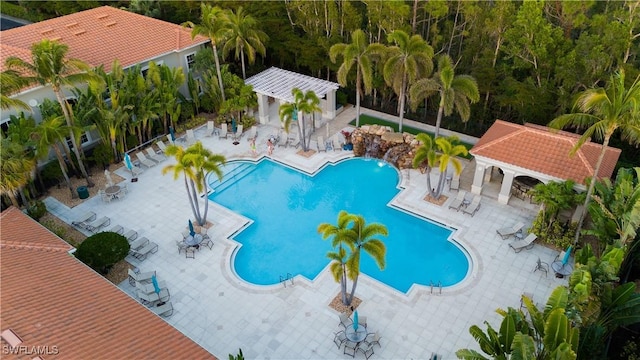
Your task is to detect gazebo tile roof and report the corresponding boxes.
[470,120,620,184]
[245,67,340,102]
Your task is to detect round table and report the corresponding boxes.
[105,185,121,199]
[184,234,203,246]
[345,327,367,343]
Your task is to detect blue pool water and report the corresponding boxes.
[208,158,469,293]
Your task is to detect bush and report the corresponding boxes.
[241,115,256,129]
[75,231,130,274]
[26,200,47,221]
[89,142,113,168]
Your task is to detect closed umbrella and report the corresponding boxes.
[353,310,359,331]
[169,126,176,142]
[104,169,114,187]
[562,245,572,266]
[188,219,195,236]
[231,118,237,133]
[124,153,133,170]
[151,274,161,294]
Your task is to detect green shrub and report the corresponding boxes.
[241,115,256,129]
[26,200,47,221]
[75,231,130,274]
[39,160,63,184]
[89,142,113,168]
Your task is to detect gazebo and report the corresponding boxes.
[245,67,340,126]
[469,120,621,204]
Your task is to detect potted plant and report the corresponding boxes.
[341,130,353,150]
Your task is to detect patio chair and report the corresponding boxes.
[157,140,169,154]
[127,268,155,286]
[357,342,375,360]
[135,152,157,168]
[176,240,188,254]
[533,257,549,276]
[339,313,352,328]
[278,133,289,147]
[219,123,228,139]
[509,233,538,253]
[205,121,216,137]
[364,331,381,348]
[131,241,159,260]
[86,216,111,232]
[288,132,300,148]
[145,147,165,163]
[496,221,525,240]
[99,189,111,203]
[246,126,257,142]
[358,315,367,329]
[200,237,213,250]
[333,330,347,349]
[137,288,170,306]
[332,135,341,151]
[450,173,460,191]
[109,225,124,234]
[185,129,197,145]
[185,246,196,259]
[123,160,143,177]
[234,124,244,141]
[72,211,96,227]
[344,340,358,358]
[151,301,174,317]
[317,136,327,152]
[166,134,174,145]
[136,279,167,294]
[130,237,150,252]
[448,190,467,211]
[462,195,481,216]
[124,229,138,242]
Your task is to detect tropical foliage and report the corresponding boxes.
[279,88,322,152]
[529,180,582,249]
[412,134,468,200]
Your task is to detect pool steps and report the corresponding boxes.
[209,162,254,193]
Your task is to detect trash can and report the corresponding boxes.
[77,186,89,199]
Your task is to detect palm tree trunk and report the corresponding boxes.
[398,74,407,133]
[7,191,20,208]
[341,262,348,305]
[212,43,226,101]
[53,144,75,198]
[184,177,199,223]
[355,66,361,128]
[240,47,247,80]
[573,134,611,245]
[188,179,203,224]
[434,104,445,138]
[200,176,209,226]
[348,275,359,305]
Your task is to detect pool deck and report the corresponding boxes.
[45,106,567,359]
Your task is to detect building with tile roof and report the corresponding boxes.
[469,120,621,204]
[0,207,216,359]
[0,5,209,146]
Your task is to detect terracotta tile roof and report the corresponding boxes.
[0,208,215,360]
[0,6,208,73]
[470,120,621,185]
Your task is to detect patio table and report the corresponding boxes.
[345,327,367,344]
[184,234,203,246]
[105,185,121,199]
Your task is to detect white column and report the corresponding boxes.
[498,170,516,204]
[257,94,269,124]
[484,166,493,182]
[325,90,336,119]
[471,163,486,195]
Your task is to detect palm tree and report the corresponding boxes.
[383,30,434,133]
[279,88,322,152]
[0,136,35,207]
[0,70,31,111]
[549,69,640,245]
[31,116,76,197]
[162,142,226,226]
[409,54,480,139]
[413,134,468,199]
[329,29,385,127]
[318,210,357,305]
[5,39,98,186]
[221,6,269,80]
[182,3,228,101]
[147,62,185,134]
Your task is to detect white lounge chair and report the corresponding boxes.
[509,233,538,253]
[166,134,174,145]
[136,279,167,294]
[233,124,244,141]
[278,133,289,147]
[331,135,341,151]
[127,268,156,286]
[156,140,169,154]
[124,229,138,242]
[317,136,327,152]
[462,195,481,216]
[123,160,143,177]
[109,225,124,234]
[86,216,111,232]
[219,123,228,139]
[245,126,257,142]
[131,241,159,260]
[448,191,467,211]
[205,121,216,137]
[72,211,96,227]
[130,237,150,251]
[450,173,460,190]
[496,222,525,240]
[288,132,300,148]
[145,147,165,163]
[135,152,157,168]
[137,288,170,305]
[151,301,174,317]
[185,129,196,145]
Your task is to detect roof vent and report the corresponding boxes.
[40,28,54,35]
[73,29,86,36]
[1,328,23,348]
[97,14,109,20]
[105,21,117,27]
[65,22,78,28]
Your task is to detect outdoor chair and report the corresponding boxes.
[137,288,170,306]
[151,301,174,317]
[317,136,327,152]
[357,342,375,360]
[123,160,143,176]
[109,225,124,234]
[185,129,197,145]
[131,241,159,260]
[496,221,525,240]
[462,195,481,216]
[86,216,111,232]
[166,134,174,145]
[234,124,244,141]
[205,121,216,137]
[509,233,537,253]
[246,126,257,142]
[288,132,300,148]
[72,211,96,227]
[358,316,367,329]
[448,191,467,211]
[200,237,213,250]
[157,140,169,154]
[364,331,381,348]
[135,152,157,168]
[344,340,358,358]
[127,268,155,286]
[533,257,549,276]
[332,135,341,151]
[130,237,150,252]
[99,189,111,203]
[450,174,460,191]
[145,147,165,163]
[339,313,352,328]
[185,246,196,259]
[219,123,228,139]
[176,240,188,254]
[136,279,167,294]
[278,134,289,147]
[124,229,138,242]
[333,330,347,349]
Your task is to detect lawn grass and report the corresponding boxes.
[350,114,474,159]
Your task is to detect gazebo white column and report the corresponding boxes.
[325,89,336,120]
[471,162,487,195]
[257,93,269,124]
[498,170,516,204]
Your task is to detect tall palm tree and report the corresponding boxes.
[147,62,185,134]
[31,116,75,197]
[0,70,31,111]
[329,29,385,127]
[383,30,434,133]
[409,54,480,139]
[6,39,98,186]
[279,88,322,152]
[549,69,640,245]
[318,210,357,305]
[162,142,226,226]
[221,6,269,80]
[0,136,35,207]
[413,134,468,199]
[182,3,228,101]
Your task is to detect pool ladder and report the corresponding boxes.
[279,273,294,288]
[430,281,442,295]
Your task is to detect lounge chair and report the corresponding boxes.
[364,331,381,348]
[136,279,167,294]
[166,134,174,145]
[157,140,169,154]
[109,225,124,234]
[288,132,300,148]
[185,129,196,145]
[135,152,157,168]
[317,136,327,152]
[124,229,138,242]
[496,221,525,240]
[332,135,341,151]
[357,342,375,360]
[333,330,347,349]
[130,237,150,251]
[123,160,143,176]
[219,123,228,139]
[448,191,467,211]
[72,211,96,227]
[462,195,481,216]
[246,126,257,142]
[137,288,170,306]
[145,147,165,163]
[131,241,159,260]
[205,121,216,137]
[450,173,460,190]
[86,216,110,232]
[127,268,155,286]
[509,233,537,253]
[234,124,244,141]
[151,301,174,317]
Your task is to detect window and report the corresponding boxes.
[185,53,196,71]
[195,77,203,95]
[65,133,90,149]
[140,60,164,79]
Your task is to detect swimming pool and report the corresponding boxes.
[208,158,470,293]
